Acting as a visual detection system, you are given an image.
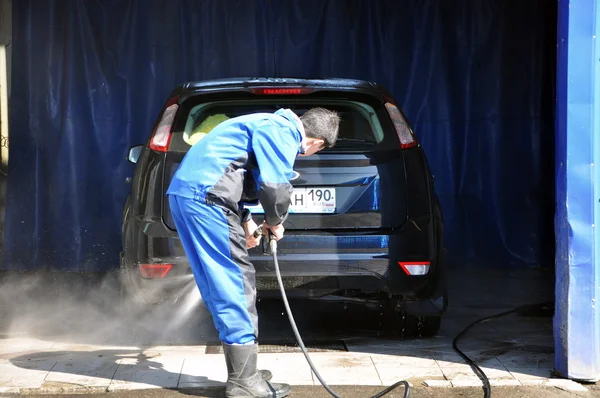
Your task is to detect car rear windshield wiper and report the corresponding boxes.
[334,138,377,147]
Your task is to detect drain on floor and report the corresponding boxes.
[205,340,348,354]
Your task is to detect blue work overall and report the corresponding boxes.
[167,109,301,344]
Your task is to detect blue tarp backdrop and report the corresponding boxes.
[3,0,557,271]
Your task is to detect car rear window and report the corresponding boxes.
[167,98,391,153]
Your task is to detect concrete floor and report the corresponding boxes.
[0,266,585,396]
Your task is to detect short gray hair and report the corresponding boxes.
[300,108,340,148]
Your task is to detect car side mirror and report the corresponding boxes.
[127,145,143,164]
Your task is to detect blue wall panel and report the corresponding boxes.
[555,0,600,382]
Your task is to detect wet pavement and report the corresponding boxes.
[0,266,581,395]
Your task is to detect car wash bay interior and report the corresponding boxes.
[1,0,599,384]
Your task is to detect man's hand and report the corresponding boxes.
[264,223,285,241]
[243,219,262,249]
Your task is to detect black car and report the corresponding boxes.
[121,78,447,336]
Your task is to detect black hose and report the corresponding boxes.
[270,238,410,398]
[452,301,554,398]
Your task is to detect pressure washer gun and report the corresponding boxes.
[252,224,277,256]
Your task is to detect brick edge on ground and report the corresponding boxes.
[423,378,588,392]
[0,379,589,395]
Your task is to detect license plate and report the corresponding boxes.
[246,187,336,214]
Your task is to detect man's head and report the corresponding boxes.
[299,107,340,156]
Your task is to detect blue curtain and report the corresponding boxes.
[3,0,556,271]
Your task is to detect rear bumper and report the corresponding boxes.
[126,252,445,315]
[125,250,436,299]
[122,215,443,302]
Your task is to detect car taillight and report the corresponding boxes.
[149,102,179,152]
[139,263,173,278]
[251,88,313,95]
[385,102,418,149]
[398,262,430,275]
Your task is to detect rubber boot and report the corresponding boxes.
[223,344,272,381]
[223,343,291,398]
[260,369,272,381]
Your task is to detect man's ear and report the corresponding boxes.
[311,138,325,148]
[299,138,327,157]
